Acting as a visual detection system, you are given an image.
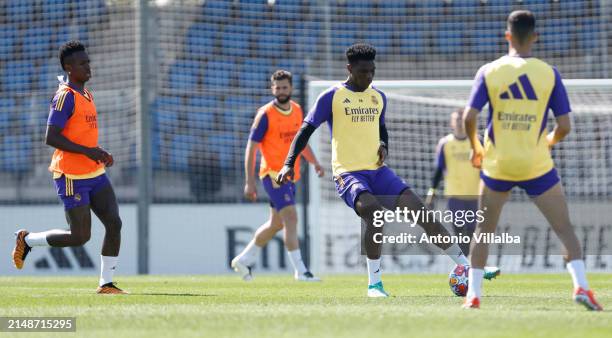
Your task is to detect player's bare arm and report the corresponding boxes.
[243,139,259,201]
[547,114,571,148]
[300,145,324,177]
[462,106,482,169]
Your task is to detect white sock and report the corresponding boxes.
[239,239,261,266]
[366,258,382,285]
[24,231,57,247]
[566,259,589,290]
[287,249,308,275]
[444,244,470,266]
[99,255,119,286]
[466,268,484,299]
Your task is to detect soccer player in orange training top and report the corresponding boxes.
[12,41,127,294]
[231,70,324,281]
[462,11,602,310]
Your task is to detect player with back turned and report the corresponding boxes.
[277,43,499,298]
[462,10,602,310]
[11,41,126,294]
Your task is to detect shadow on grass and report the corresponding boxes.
[133,293,217,297]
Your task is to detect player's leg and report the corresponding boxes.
[232,176,287,280]
[231,207,283,281]
[89,176,126,294]
[531,182,602,311]
[374,166,471,267]
[448,198,477,256]
[354,192,388,297]
[396,189,471,265]
[464,181,510,308]
[277,204,318,281]
[13,175,93,269]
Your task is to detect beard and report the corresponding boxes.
[275,95,291,104]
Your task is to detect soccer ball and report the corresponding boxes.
[448,264,469,297]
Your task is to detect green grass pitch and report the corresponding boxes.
[1,274,610,338]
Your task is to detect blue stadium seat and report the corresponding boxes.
[275,1,302,22]
[169,134,198,172]
[186,23,219,57]
[400,23,426,56]
[238,58,273,88]
[436,22,463,55]
[539,18,571,54]
[415,1,444,19]
[185,96,217,131]
[238,1,267,21]
[224,96,256,129]
[255,30,288,58]
[0,25,18,61]
[1,135,33,173]
[291,21,320,55]
[450,0,480,16]
[559,1,588,18]
[202,0,232,22]
[330,22,359,54]
[6,0,36,24]
[74,0,108,25]
[473,21,501,52]
[482,0,512,16]
[151,132,161,170]
[168,60,201,91]
[2,60,34,92]
[53,26,90,51]
[0,97,16,134]
[345,0,374,18]
[204,59,235,88]
[37,61,63,92]
[221,24,251,58]
[577,18,601,52]
[363,22,393,55]
[41,0,71,26]
[525,0,551,17]
[377,0,407,20]
[22,26,52,60]
[154,96,182,134]
[206,132,237,171]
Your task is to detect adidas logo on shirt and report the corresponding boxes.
[343,98,351,104]
[499,74,538,101]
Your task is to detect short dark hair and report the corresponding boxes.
[507,10,536,44]
[346,43,376,64]
[59,40,86,71]
[271,69,292,85]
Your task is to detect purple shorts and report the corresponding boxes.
[54,173,111,210]
[334,166,410,212]
[481,168,560,197]
[262,175,296,211]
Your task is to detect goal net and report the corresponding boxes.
[307,79,612,274]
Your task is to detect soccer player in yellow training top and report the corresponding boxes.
[231,70,324,281]
[12,41,126,294]
[426,110,483,257]
[277,43,498,298]
[462,10,602,310]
